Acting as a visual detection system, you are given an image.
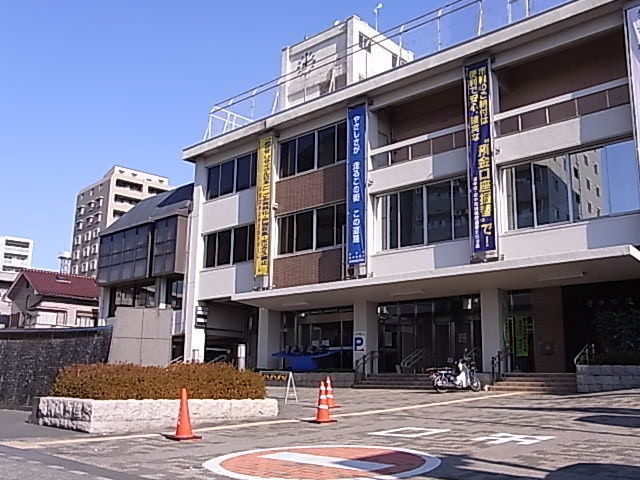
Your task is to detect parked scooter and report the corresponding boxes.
[432,348,482,393]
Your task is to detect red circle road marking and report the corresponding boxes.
[202,445,441,480]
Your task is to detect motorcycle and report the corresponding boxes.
[432,348,482,393]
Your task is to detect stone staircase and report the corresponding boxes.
[354,373,434,389]
[489,373,577,394]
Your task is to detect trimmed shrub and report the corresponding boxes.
[593,351,640,366]
[50,363,265,400]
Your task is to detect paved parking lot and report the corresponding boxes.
[1,387,640,479]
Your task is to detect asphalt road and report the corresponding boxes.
[1,387,639,479]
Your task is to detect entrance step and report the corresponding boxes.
[489,372,577,394]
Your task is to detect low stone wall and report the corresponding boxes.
[577,365,640,393]
[292,372,355,388]
[30,396,278,434]
[263,371,355,388]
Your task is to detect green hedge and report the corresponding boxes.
[593,351,640,366]
[51,363,266,400]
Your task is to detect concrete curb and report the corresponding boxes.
[29,396,278,434]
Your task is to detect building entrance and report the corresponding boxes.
[505,291,536,372]
[377,295,481,373]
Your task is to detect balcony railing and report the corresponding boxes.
[494,78,630,136]
[199,0,572,142]
[370,124,466,169]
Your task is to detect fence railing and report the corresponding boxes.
[200,0,572,141]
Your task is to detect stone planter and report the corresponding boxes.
[30,396,278,434]
[577,365,640,393]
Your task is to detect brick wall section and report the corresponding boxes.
[0,327,112,407]
[273,248,342,288]
[275,163,346,215]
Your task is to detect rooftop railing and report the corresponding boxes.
[200,0,572,142]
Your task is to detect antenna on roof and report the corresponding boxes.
[373,2,383,31]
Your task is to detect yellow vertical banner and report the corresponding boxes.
[255,135,273,277]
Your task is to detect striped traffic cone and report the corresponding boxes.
[325,376,339,408]
[310,381,336,424]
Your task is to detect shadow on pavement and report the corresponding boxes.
[354,451,640,479]
[576,414,640,428]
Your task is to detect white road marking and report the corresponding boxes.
[472,432,555,445]
[68,470,88,475]
[48,465,65,470]
[370,427,451,438]
[261,452,394,472]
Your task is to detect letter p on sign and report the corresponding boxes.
[354,332,366,352]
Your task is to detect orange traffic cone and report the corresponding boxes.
[310,381,336,424]
[325,376,339,408]
[164,387,202,441]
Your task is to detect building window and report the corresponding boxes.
[74,235,82,246]
[71,266,79,275]
[76,221,83,230]
[206,151,257,200]
[115,179,143,191]
[108,284,156,316]
[279,122,347,178]
[380,178,468,250]
[359,33,372,53]
[153,216,178,276]
[73,250,80,260]
[278,203,346,255]
[503,139,640,229]
[166,278,184,310]
[84,232,92,241]
[89,259,97,270]
[203,224,255,268]
[93,228,100,239]
[97,226,150,283]
[114,195,139,206]
[77,206,85,215]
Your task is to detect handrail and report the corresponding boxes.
[354,350,379,384]
[398,348,425,373]
[493,78,628,121]
[207,353,228,364]
[169,356,184,365]
[491,350,503,385]
[574,343,595,366]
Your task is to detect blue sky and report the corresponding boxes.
[0,0,563,270]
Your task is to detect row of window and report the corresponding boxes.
[71,259,97,275]
[206,152,257,200]
[278,203,346,255]
[504,139,639,229]
[108,278,183,316]
[77,198,104,217]
[280,122,347,178]
[380,178,469,250]
[204,224,255,268]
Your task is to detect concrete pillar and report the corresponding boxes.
[256,308,281,369]
[353,300,378,374]
[480,288,506,373]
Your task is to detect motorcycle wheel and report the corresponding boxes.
[470,378,482,392]
[433,376,448,394]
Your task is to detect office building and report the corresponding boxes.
[71,166,171,278]
[96,184,193,365]
[0,236,33,274]
[181,0,640,379]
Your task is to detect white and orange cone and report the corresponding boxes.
[325,376,339,408]
[310,381,336,424]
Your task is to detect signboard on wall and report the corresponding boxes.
[625,6,640,164]
[347,104,367,265]
[354,331,366,352]
[255,135,274,277]
[464,60,497,260]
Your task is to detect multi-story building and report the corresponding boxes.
[179,0,640,377]
[96,184,193,365]
[0,236,33,274]
[71,166,171,278]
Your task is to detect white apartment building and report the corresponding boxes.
[178,0,640,378]
[71,166,171,277]
[0,236,33,274]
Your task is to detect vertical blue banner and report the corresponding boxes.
[347,104,367,265]
[465,60,496,256]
